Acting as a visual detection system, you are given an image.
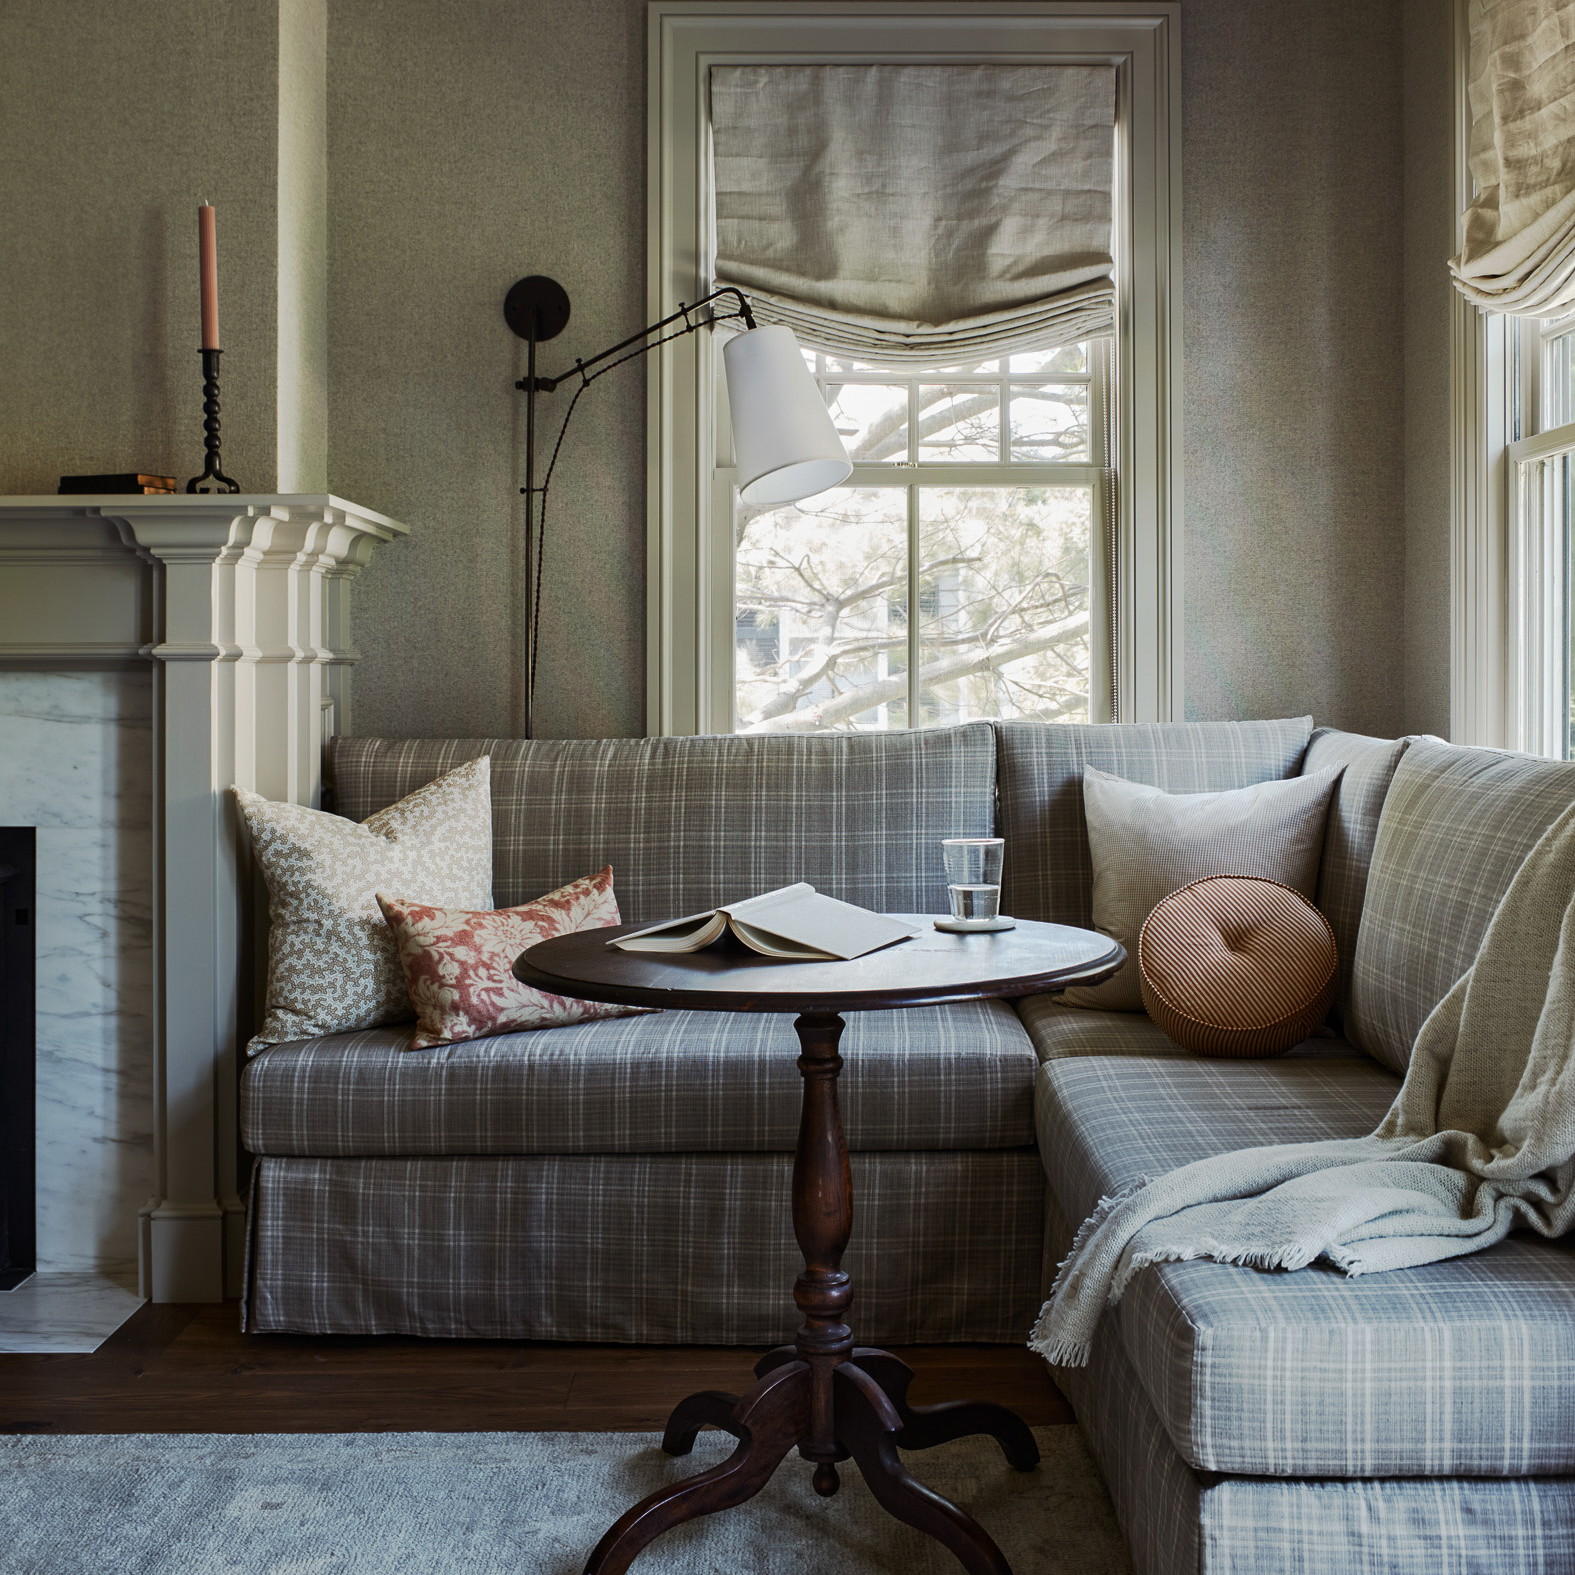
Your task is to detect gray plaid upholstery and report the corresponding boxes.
[241,1001,1036,1156]
[1016,994,1355,1061]
[994,717,1313,927]
[324,727,994,922]
[1038,1053,1575,1476]
[1299,726,1412,1023]
[243,1149,1044,1343]
[1198,1476,1575,1575]
[1046,1192,1205,1575]
[1347,741,1575,1073]
[1054,1182,1575,1575]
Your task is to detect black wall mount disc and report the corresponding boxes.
[504,275,571,343]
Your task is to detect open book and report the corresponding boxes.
[608,883,921,962]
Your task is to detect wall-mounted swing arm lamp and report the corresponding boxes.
[504,273,853,738]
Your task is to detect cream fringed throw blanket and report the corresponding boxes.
[1031,802,1575,1369]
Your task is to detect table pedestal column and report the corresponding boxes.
[581,1011,1039,1575]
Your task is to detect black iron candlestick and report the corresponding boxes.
[185,347,239,494]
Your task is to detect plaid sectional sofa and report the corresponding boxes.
[239,717,1575,1574]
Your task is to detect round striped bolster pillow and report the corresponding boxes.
[1137,876,1338,1058]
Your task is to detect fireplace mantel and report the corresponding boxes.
[0,496,406,1299]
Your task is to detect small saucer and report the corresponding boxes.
[933,916,1017,933]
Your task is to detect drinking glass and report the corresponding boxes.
[942,837,1004,924]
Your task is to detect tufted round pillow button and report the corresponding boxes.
[1137,876,1337,1058]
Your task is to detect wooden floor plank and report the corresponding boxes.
[0,1302,1074,1434]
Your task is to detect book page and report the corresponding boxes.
[721,886,920,961]
[728,919,837,961]
[608,911,729,952]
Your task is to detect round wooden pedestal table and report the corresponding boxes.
[514,917,1124,1575]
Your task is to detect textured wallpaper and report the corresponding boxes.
[1179,0,1408,737]
[0,0,284,498]
[329,0,648,740]
[336,0,1440,742]
[1402,0,1454,741]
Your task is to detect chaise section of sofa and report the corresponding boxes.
[241,722,1056,1342]
[1033,735,1575,1575]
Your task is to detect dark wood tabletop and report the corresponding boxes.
[514,914,1123,1015]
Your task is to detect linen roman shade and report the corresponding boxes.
[710,64,1116,363]
[1451,0,1575,314]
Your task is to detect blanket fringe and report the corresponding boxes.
[1027,1224,1328,1367]
[1027,1329,1092,1367]
[1028,1174,1156,1367]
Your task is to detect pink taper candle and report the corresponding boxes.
[198,203,220,350]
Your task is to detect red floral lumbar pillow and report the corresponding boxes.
[376,866,651,1049]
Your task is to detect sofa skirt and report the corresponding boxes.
[243,1149,1045,1343]
[1046,1201,1575,1575]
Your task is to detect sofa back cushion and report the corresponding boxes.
[1299,727,1414,1022]
[325,725,996,923]
[995,717,1314,927]
[1348,740,1575,1073]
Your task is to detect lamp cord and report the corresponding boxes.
[526,313,742,720]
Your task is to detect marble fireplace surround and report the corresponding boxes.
[0,497,405,1302]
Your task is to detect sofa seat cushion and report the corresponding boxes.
[1037,1054,1575,1476]
[1017,995,1357,1062]
[242,999,1036,1157]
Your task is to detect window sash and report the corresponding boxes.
[728,467,1113,733]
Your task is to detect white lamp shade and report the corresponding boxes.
[722,324,854,505]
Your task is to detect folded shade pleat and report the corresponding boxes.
[710,63,1116,362]
[1451,0,1575,315]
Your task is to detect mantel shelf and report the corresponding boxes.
[0,493,407,538]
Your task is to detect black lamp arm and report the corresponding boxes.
[506,277,756,737]
[516,286,756,394]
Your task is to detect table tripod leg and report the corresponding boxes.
[584,1361,809,1575]
[661,1390,745,1455]
[753,1344,798,1378]
[834,1363,1013,1575]
[852,1348,1040,1470]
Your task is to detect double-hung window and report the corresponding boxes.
[648,4,1181,737]
[1451,0,1575,753]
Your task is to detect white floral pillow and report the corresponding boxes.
[235,758,493,1051]
[377,866,652,1048]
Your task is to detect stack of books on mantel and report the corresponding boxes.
[58,472,177,495]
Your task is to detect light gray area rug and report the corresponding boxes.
[0,1427,1130,1575]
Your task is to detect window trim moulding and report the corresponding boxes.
[645,1,1184,736]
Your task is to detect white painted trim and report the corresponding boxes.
[1449,0,1513,749]
[1450,300,1513,748]
[0,495,405,1301]
[647,2,1182,734]
[1508,418,1575,465]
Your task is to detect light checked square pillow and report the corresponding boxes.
[235,757,493,1052]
